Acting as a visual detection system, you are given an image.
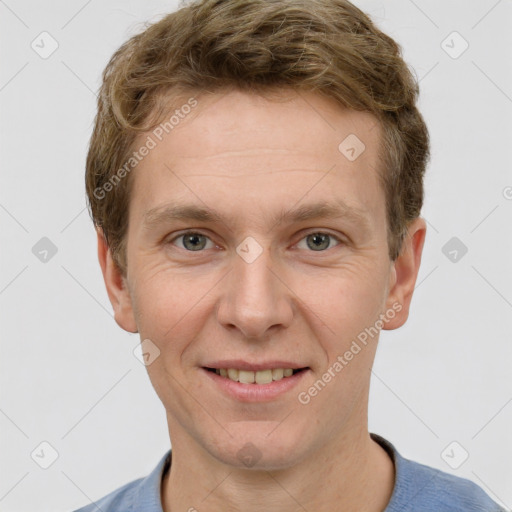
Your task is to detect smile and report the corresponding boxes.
[202,366,310,402]
[206,367,305,384]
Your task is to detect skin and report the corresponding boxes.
[98,88,426,512]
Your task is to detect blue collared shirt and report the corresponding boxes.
[73,433,507,511]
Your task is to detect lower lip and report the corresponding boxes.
[202,368,310,402]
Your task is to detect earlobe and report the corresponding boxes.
[96,228,138,333]
[383,218,426,330]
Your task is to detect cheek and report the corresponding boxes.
[304,261,388,330]
[132,254,192,309]
[300,271,385,406]
[131,268,210,403]
[129,261,208,347]
[298,263,389,385]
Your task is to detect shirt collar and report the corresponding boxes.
[130,450,171,511]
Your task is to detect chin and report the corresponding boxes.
[206,421,309,470]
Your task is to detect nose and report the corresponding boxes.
[216,241,294,340]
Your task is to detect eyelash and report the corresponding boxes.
[167,230,344,254]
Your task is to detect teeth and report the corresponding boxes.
[272,368,284,380]
[239,370,255,384]
[255,369,273,384]
[215,368,299,384]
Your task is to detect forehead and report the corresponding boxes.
[128,88,385,232]
[146,88,381,163]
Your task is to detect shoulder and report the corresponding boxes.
[72,450,171,512]
[73,478,142,512]
[371,434,507,512]
[398,457,506,511]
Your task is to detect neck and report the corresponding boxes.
[161,425,395,512]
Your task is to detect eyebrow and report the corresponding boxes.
[142,200,371,232]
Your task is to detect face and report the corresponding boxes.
[99,89,425,470]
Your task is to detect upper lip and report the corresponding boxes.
[203,360,309,371]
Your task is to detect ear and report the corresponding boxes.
[96,228,138,333]
[383,217,426,330]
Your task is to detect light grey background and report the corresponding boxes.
[1,1,511,511]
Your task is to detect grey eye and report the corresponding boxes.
[298,233,340,251]
[179,233,211,251]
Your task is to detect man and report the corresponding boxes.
[76,0,507,510]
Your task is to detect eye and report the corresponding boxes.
[170,231,215,252]
[168,230,343,253]
[296,232,342,252]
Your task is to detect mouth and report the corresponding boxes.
[202,365,310,402]
[204,367,308,384]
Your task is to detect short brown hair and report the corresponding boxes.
[86,0,430,274]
